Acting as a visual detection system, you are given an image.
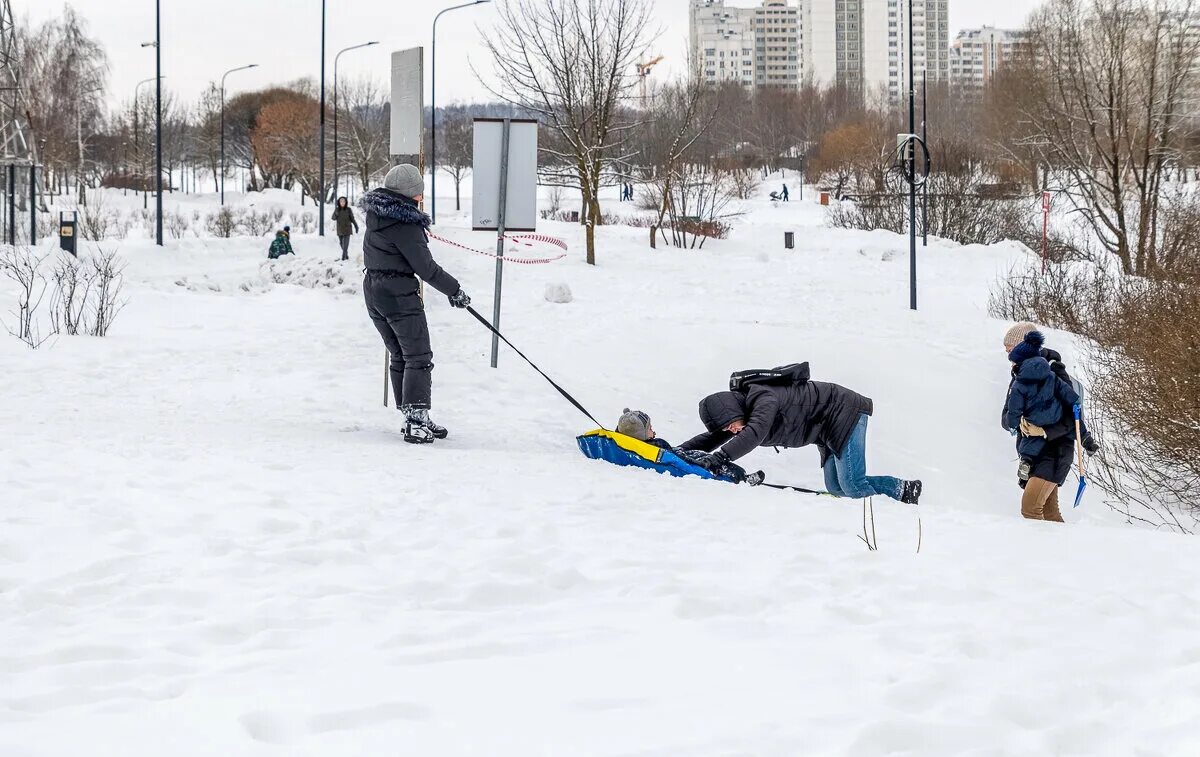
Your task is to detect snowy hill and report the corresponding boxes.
[2,184,1198,755]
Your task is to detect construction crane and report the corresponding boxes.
[635,55,664,105]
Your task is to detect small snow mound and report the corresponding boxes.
[261,258,360,294]
[544,282,573,304]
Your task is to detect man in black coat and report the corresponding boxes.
[678,364,921,503]
[360,164,471,444]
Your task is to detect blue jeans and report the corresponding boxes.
[822,413,903,501]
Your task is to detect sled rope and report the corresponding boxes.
[429,231,568,265]
[464,305,605,430]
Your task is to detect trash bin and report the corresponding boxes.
[820,191,830,206]
[59,211,78,256]
[784,231,794,249]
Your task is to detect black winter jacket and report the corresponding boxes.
[359,189,460,297]
[678,377,873,466]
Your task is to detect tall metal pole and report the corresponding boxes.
[220,64,257,206]
[431,1,492,225]
[334,42,378,201]
[7,166,14,246]
[490,119,511,369]
[921,68,928,247]
[907,0,916,310]
[319,0,326,236]
[155,0,163,247]
[30,165,36,244]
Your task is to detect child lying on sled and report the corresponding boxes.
[615,408,762,485]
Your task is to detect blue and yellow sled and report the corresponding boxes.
[576,429,736,483]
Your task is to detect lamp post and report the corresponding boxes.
[334,41,378,200]
[319,0,326,236]
[906,0,916,309]
[220,63,258,205]
[430,0,491,225]
[141,9,162,246]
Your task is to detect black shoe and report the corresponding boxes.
[900,479,922,505]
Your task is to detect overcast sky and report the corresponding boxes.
[26,0,1044,111]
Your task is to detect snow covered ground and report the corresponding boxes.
[2,181,1199,755]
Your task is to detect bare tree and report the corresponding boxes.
[439,113,473,211]
[1012,0,1200,275]
[337,77,390,193]
[479,0,656,264]
[637,71,715,247]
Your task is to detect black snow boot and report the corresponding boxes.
[402,406,436,444]
[900,479,923,505]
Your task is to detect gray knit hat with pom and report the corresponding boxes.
[616,408,652,441]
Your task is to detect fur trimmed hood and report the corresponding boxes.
[359,188,430,228]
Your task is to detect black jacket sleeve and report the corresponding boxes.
[716,390,780,462]
[392,224,461,296]
[677,429,730,453]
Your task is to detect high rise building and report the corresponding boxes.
[691,0,801,89]
[949,27,1027,93]
[691,0,949,101]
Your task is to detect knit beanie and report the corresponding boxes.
[1008,330,1045,363]
[616,408,652,441]
[383,164,424,199]
[1003,321,1040,350]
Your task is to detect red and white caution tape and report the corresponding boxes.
[428,231,568,265]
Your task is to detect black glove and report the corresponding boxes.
[1082,432,1100,456]
[448,289,471,309]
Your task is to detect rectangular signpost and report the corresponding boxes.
[389,48,424,161]
[1042,191,1051,274]
[471,118,538,368]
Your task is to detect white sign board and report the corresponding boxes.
[390,48,423,156]
[472,118,538,232]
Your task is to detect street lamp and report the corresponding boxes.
[142,15,162,246]
[334,41,379,200]
[319,0,326,236]
[430,0,491,225]
[220,63,259,205]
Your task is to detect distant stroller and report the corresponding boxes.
[769,190,783,201]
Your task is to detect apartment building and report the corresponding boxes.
[949,26,1027,92]
[691,0,949,100]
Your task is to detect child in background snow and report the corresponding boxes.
[267,227,294,259]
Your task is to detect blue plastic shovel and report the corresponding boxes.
[1073,404,1087,508]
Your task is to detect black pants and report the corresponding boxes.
[364,272,433,410]
[338,234,351,260]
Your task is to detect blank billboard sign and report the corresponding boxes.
[390,48,423,156]
[472,118,538,232]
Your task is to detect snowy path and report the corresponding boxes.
[2,196,1199,755]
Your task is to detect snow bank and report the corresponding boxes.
[2,180,1198,756]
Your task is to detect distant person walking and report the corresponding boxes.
[781,184,790,202]
[359,164,471,444]
[332,196,359,261]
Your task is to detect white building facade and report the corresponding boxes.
[691,0,949,101]
[949,27,1026,93]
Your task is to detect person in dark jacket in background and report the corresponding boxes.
[1001,324,1094,522]
[678,366,921,503]
[359,164,471,444]
[332,196,359,261]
